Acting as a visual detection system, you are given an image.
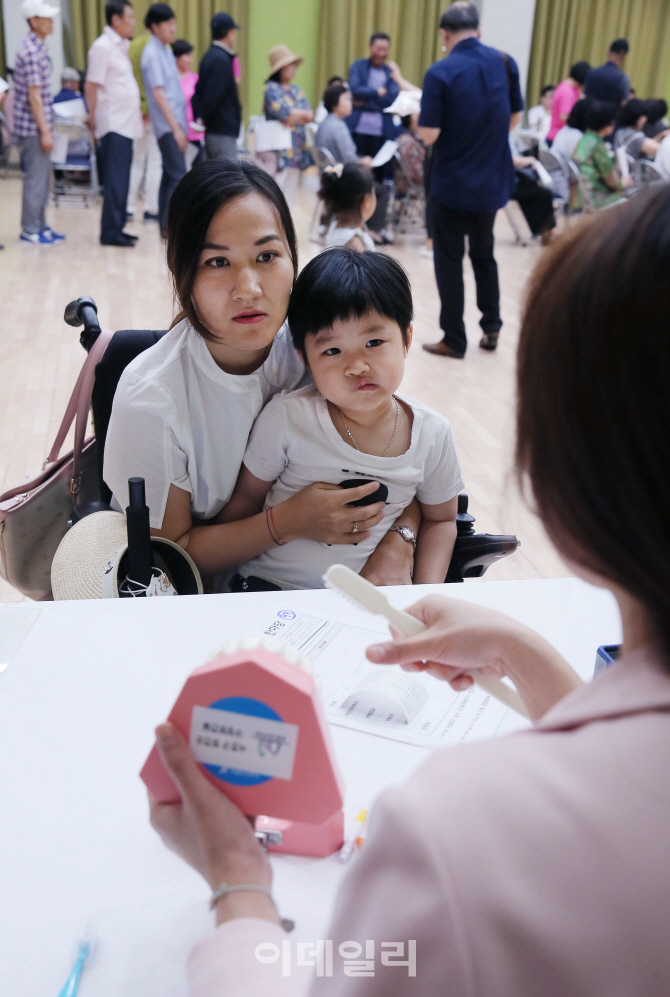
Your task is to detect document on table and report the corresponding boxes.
[261,611,525,748]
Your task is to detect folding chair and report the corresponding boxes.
[308,146,337,243]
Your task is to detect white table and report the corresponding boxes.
[0,579,621,996]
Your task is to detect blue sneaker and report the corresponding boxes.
[20,230,55,244]
[41,226,65,241]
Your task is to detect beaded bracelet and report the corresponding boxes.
[209,882,294,932]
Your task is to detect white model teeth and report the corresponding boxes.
[210,636,313,674]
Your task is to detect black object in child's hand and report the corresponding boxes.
[339,479,388,506]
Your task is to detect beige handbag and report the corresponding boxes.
[0,330,113,600]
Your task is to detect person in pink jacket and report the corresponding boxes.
[149,181,670,995]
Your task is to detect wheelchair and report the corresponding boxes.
[66,296,520,584]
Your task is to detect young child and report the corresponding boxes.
[320,163,377,252]
[219,249,464,591]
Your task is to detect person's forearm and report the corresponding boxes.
[153,87,181,136]
[184,513,277,576]
[413,520,456,584]
[84,82,98,131]
[28,86,49,134]
[510,111,522,131]
[492,627,582,721]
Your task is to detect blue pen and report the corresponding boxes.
[57,925,95,997]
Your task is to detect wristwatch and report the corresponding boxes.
[389,525,416,552]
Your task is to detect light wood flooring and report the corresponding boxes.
[0,173,570,601]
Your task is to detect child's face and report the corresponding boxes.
[304,310,412,413]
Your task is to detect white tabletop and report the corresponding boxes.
[0,578,621,996]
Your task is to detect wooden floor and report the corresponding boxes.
[0,173,569,602]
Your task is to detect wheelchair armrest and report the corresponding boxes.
[446,532,520,582]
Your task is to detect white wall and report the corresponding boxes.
[480,0,537,97]
[2,0,64,92]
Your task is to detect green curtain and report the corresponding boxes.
[527,0,670,106]
[68,0,249,112]
[316,0,444,103]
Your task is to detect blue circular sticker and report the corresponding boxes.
[277,610,296,619]
[204,696,281,786]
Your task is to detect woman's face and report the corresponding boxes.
[281,62,297,84]
[192,192,295,357]
[176,52,192,74]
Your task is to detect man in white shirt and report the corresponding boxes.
[85,0,142,246]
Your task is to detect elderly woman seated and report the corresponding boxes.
[573,100,632,209]
[613,98,661,160]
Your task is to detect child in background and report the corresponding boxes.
[320,163,377,252]
[173,40,203,169]
[218,249,464,591]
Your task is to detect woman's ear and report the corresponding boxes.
[405,323,413,354]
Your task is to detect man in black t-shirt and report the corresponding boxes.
[192,12,241,161]
[584,39,630,107]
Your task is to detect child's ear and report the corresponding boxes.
[404,323,413,354]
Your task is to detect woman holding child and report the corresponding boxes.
[103,160,424,589]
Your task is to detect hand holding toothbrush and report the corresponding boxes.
[364,594,582,723]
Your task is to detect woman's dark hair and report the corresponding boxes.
[319,163,374,215]
[267,69,283,84]
[327,75,345,87]
[105,0,131,26]
[324,83,348,114]
[288,248,413,355]
[644,98,668,124]
[585,99,616,132]
[517,185,670,664]
[145,2,174,29]
[172,39,193,58]
[569,61,591,85]
[166,160,298,341]
[566,97,589,132]
[618,98,647,129]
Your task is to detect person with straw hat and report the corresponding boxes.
[258,44,313,207]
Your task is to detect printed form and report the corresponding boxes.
[262,612,527,748]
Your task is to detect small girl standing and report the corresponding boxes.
[320,163,377,252]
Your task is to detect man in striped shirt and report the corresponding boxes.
[13,0,65,243]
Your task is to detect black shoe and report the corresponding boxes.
[143,210,159,222]
[101,233,136,247]
[122,231,139,241]
[479,332,499,351]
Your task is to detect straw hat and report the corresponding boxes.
[268,44,303,77]
[51,511,127,601]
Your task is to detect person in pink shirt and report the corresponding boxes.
[172,38,203,168]
[548,60,590,142]
[148,186,670,995]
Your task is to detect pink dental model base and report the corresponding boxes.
[140,644,345,857]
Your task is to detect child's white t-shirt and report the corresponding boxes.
[236,384,464,590]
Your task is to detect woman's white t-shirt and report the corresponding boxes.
[236,384,464,590]
[103,318,304,528]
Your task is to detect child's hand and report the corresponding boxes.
[273,481,385,545]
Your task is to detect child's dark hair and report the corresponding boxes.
[167,160,298,341]
[319,163,374,215]
[585,99,616,133]
[288,248,413,355]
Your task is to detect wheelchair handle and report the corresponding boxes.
[64,296,102,351]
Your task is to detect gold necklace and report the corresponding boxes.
[341,396,400,457]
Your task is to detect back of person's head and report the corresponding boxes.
[61,66,80,84]
[517,185,670,665]
[644,98,667,124]
[327,75,345,87]
[288,248,413,356]
[618,97,647,129]
[166,160,298,342]
[566,97,589,132]
[440,1,479,32]
[319,162,373,215]
[144,2,173,30]
[569,61,591,85]
[585,99,616,132]
[540,84,555,97]
[172,39,193,58]
[609,38,629,55]
[323,83,348,114]
[105,0,131,27]
[369,32,390,46]
[210,11,236,41]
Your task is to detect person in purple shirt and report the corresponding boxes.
[347,33,400,171]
